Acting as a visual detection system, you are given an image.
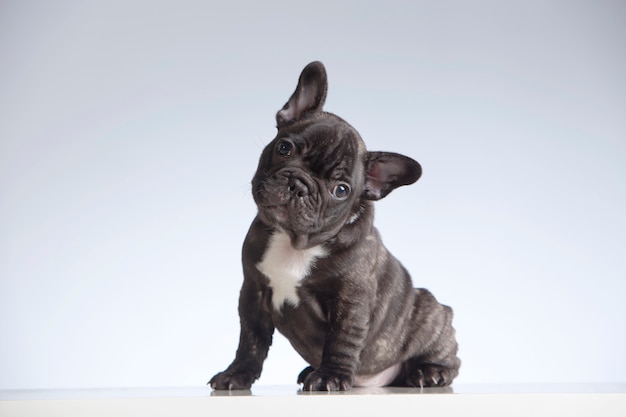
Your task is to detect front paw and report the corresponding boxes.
[208,371,255,390]
[301,368,353,392]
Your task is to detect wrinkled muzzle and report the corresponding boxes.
[252,168,322,233]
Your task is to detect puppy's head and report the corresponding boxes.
[252,61,421,249]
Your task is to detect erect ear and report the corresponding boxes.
[276,61,328,128]
[363,152,422,200]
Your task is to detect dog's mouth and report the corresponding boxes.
[255,191,320,229]
[252,171,325,248]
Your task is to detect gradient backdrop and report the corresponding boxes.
[1,1,625,389]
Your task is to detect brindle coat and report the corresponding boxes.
[209,62,460,391]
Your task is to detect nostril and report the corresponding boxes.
[288,178,308,197]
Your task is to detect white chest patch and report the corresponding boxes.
[256,231,327,311]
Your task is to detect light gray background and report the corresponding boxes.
[1,1,625,389]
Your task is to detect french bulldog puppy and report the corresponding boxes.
[209,61,460,391]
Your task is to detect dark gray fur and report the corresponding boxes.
[209,62,460,391]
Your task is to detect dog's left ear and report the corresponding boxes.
[364,152,422,200]
[276,61,328,128]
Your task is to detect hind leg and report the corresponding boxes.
[398,326,461,388]
[396,292,461,388]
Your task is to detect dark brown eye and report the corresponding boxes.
[331,183,351,200]
[277,141,292,157]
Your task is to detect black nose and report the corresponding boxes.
[288,178,309,197]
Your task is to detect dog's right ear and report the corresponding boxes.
[276,61,328,128]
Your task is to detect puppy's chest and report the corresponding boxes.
[256,231,327,311]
